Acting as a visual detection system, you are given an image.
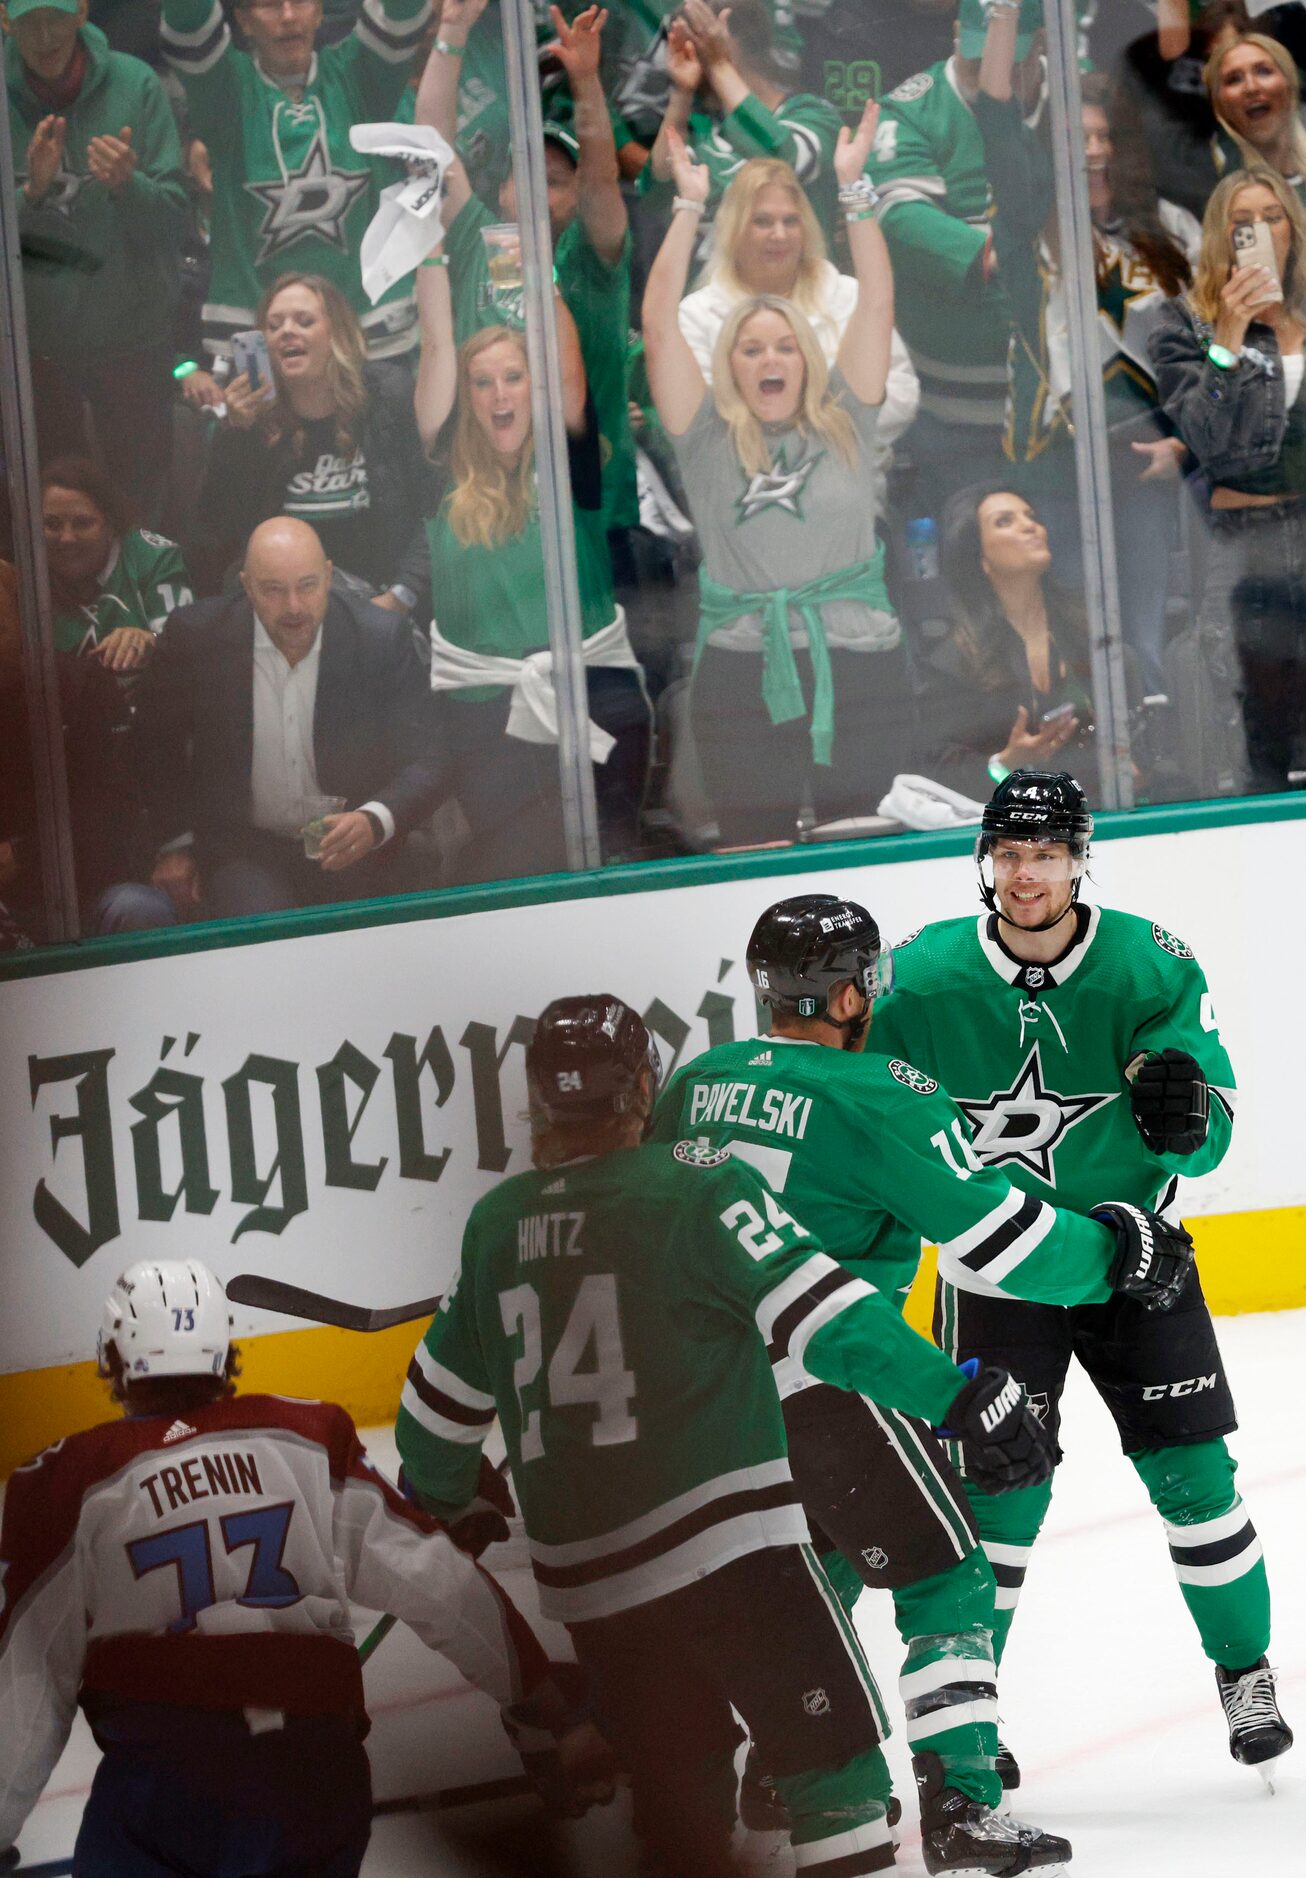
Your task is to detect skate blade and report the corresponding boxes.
[1257,1763,1279,1796]
[928,1866,1068,1878]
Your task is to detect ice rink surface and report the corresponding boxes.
[11,1308,1303,1878]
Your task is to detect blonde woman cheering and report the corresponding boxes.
[643,102,912,847]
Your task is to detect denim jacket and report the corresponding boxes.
[1148,296,1289,483]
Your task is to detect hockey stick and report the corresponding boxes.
[225,1274,441,1332]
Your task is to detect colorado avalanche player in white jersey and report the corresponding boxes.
[0,1258,602,1876]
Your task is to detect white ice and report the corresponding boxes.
[11,1308,1303,1877]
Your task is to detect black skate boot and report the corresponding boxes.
[995,1733,1021,1793]
[739,1744,902,1837]
[914,1751,1071,1875]
[1216,1659,1293,1783]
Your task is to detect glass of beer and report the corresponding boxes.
[301,795,346,860]
[482,223,524,293]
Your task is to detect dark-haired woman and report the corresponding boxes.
[192,273,429,602]
[917,485,1094,803]
[44,458,192,671]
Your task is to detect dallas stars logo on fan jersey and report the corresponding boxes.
[958,1042,1117,1186]
[22,159,86,219]
[244,123,369,265]
[736,445,823,523]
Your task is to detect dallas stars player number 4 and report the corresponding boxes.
[871,770,1293,1787]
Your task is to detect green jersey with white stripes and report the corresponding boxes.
[869,905,1236,1216]
[52,529,192,655]
[395,1140,968,1622]
[649,1038,1120,1315]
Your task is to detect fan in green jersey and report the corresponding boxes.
[651,889,1194,1872]
[396,991,1056,1877]
[871,769,1293,1789]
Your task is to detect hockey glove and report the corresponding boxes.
[939,1362,1056,1494]
[398,1453,515,1558]
[1127,1049,1209,1156]
[502,1662,621,1818]
[0,1848,17,1873]
[1093,1200,1195,1312]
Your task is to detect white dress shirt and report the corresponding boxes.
[249,616,393,842]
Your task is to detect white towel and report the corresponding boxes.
[349,122,455,304]
[877,774,985,830]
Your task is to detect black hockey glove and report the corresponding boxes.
[398,1453,515,1558]
[1093,1200,1195,1312]
[938,1362,1056,1494]
[502,1663,621,1819]
[0,1847,18,1873]
[1128,1048,1209,1156]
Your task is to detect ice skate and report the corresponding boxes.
[1216,1659,1293,1788]
[995,1733,1021,1793]
[915,1751,1071,1875]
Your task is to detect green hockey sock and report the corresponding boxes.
[966,1477,1054,1667]
[1130,1440,1271,1670]
[892,1550,1000,1809]
[777,1745,896,1873]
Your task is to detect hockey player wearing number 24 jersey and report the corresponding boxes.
[870,770,1293,1783]
[397,993,1057,1878]
[0,1258,588,1876]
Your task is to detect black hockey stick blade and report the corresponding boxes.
[226,1274,441,1332]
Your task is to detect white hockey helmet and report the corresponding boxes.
[97,1259,231,1382]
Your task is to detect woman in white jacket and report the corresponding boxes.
[677,156,919,509]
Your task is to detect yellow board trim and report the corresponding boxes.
[3,1207,1303,1480]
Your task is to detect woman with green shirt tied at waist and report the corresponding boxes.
[643,99,913,848]
[1150,166,1306,797]
[414,239,651,886]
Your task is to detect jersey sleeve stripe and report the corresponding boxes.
[788,1279,879,1371]
[409,1344,497,1414]
[399,1374,492,1445]
[787,123,822,180]
[528,1458,796,1566]
[874,176,948,209]
[765,1268,859,1366]
[160,1,228,67]
[936,1186,1027,1262]
[754,1254,843,1346]
[356,0,432,60]
[968,1201,1056,1285]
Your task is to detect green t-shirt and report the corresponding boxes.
[870,905,1237,1220]
[52,530,193,655]
[446,195,637,528]
[650,1035,1120,1314]
[394,1139,965,1621]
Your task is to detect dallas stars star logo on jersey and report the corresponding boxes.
[22,158,86,219]
[736,444,823,523]
[244,126,370,265]
[958,1042,1117,1186]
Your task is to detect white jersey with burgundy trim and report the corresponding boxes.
[0,1393,546,1851]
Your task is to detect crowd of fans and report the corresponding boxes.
[6,0,1306,937]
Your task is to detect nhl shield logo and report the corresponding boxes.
[673,1139,730,1168]
[1151,924,1194,960]
[888,71,933,103]
[861,1546,889,1572]
[803,1688,832,1717]
[889,1060,938,1096]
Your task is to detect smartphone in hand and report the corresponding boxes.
[231,327,273,391]
[1232,221,1283,305]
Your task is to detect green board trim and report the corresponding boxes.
[4,790,1306,984]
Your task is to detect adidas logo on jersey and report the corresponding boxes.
[749,1050,773,1066]
[541,1179,566,1195]
[163,1419,197,1444]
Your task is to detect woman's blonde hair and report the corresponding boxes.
[1205,33,1306,179]
[446,326,536,549]
[711,296,858,477]
[255,272,369,454]
[704,159,828,312]
[1190,166,1306,322]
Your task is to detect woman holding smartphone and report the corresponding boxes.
[912,483,1096,803]
[1150,167,1306,795]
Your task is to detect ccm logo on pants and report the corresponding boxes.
[1142,1375,1217,1401]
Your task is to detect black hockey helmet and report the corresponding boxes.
[976,770,1093,914]
[526,995,662,1127]
[747,894,893,1040]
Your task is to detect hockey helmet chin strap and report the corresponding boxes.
[815,985,872,1051]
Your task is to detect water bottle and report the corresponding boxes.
[905,516,940,582]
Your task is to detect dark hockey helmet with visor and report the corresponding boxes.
[747,894,893,1040]
[976,769,1093,916]
[526,994,662,1127]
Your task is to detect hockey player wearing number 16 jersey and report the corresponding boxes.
[870,770,1293,1783]
[396,993,1058,1878]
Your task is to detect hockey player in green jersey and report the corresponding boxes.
[652,892,1193,1872]
[396,992,1057,1877]
[871,769,1294,1786]
[160,0,430,365]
